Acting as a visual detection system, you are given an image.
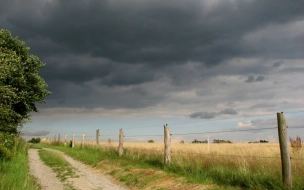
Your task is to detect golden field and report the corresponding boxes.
[42,139,304,189]
[70,141,304,158]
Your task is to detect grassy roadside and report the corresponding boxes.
[0,138,41,190]
[41,142,304,190]
[41,143,217,190]
[44,143,291,190]
[38,149,78,189]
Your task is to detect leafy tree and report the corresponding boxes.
[28,137,41,144]
[0,29,50,134]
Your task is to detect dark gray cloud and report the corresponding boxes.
[189,112,217,119]
[245,76,255,83]
[220,108,238,115]
[1,0,304,110]
[4,0,304,65]
[21,130,50,136]
[255,75,265,82]
[245,75,265,83]
[273,61,284,67]
[189,108,237,119]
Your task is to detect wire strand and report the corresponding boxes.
[98,110,304,131]
[173,126,277,136]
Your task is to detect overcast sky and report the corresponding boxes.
[2,0,304,142]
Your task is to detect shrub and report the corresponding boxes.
[0,132,16,160]
[28,137,41,144]
[148,140,154,143]
[290,136,302,152]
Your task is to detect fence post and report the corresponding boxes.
[164,124,171,165]
[58,134,60,143]
[64,134,67,146]
[72,133,75,148]
[96,129,100,145]
[81,133,85,148]
[119,129,124,156]
[277,112,292,188]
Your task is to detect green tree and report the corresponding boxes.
[0,29,50,134]
[28,137,41,144]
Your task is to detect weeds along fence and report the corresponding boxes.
[44,112,304,188]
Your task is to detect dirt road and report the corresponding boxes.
[28,148,127,190]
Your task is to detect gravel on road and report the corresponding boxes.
[28,148,128,190]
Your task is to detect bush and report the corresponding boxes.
[28,137,41,144]
[290,136,302,152]
[148,140,154,143]
[0,132,16,160]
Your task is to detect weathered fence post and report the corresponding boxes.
[277,112,292,188]
[164,124,171,165]
[96,129,100,145]
[58,134,60,143]
[64,134,67,146]
[72,132,75,148]
[81,133,85,148]
[119,129,124,156]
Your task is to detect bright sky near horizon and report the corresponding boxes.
[1,0,303,142]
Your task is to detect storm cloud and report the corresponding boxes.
[1,0,303,117]
[189,108,238,119]
[21,130,50,136]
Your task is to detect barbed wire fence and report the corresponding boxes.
[45,111,304,155]
[44,111,304,188]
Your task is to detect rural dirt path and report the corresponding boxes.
[28,148,128,190]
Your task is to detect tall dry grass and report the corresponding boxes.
[43,139,304,189]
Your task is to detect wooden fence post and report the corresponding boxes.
[58,134,60,143]
[164,124,171,165]
[277,112,292,188]
[72,132,75,148]
[119,129,124,156]
[81,133,85,148]
[96,129,100,145]
[64,134,67,146]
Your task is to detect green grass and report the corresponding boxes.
[28,143,43,149]
[38,149,78,182]
[41,143,304,190]
[0,138,40,190]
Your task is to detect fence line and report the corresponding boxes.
[44,112,304,188]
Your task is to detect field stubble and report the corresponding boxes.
[45,140,304,189]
